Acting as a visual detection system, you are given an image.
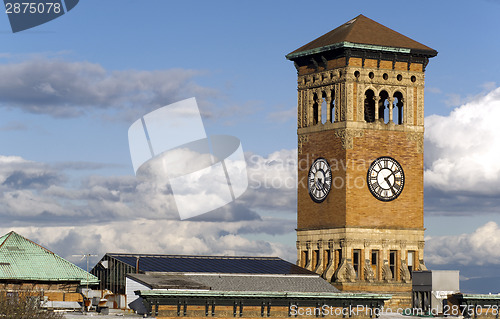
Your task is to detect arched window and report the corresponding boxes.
[312,93,319,125]
[364,89,375,123]
[330,89,335,123]
[393,92,404,125]
[321,91,327,124]
[379,90,389,124]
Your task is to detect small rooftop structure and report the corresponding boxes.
[413,270,460,314]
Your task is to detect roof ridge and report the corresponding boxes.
[342,14,363,40]
[0,231,56,255]
[0,231,13,250]
[107,253,282,260]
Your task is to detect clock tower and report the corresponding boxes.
[286,15,437,302]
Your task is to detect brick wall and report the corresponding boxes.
[297,128,423,230]
[297,130,346,230]
[0,281,79,293]
[155,303,382,319]
[346,129,423,228]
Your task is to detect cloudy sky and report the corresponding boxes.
[0,0,499,293]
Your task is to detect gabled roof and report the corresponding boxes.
[127,273,340,293]
[0,231,98,285]
[102,253,315,275]
[287,14,437,60]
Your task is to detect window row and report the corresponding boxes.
[308,89,405,125]
[311,90,336,125]
[364,89,404,125]
[301,248,416,281]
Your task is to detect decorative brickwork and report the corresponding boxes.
[334,128,364,149]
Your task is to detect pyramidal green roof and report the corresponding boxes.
[0,231,98,285]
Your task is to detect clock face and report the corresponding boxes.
[367,157,405,201]
[308,158,332,203]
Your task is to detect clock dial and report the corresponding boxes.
[367,157,404,201]
[308,158,332,203]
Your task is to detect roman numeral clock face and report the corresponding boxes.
[308,158,332,203]
[367,157,405,201]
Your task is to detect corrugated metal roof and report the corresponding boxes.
[127,273,340,293]
[0,231,98,285]
[104,253,315,275]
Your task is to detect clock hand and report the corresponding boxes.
[316,178,323,188]
[383,175,393,188]
[383,175,391,185]
[317,181,325,192]
[384,176,397,194]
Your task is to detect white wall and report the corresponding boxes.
[125,276,150,313]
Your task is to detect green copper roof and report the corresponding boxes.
[137,289,391,300]
[286,41,411,60]
[0,231,98,285]
[456,294,500,300]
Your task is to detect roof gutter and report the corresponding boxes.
[136,289,392,300]
[286,41,435,60]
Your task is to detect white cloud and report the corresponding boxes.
[0,148,298,228]
[242,149,297,211]
[481,82,497,91]
[425,221,500,266]
[0,218,296,265]
[0,58,217,120]
[426,87,442,94]
[267,107,296,123]
[443,93,463,107]
[0,150,299,263]
[0,121,27,131]
[425,87,500,195]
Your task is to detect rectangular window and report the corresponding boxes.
[335,249,342,270]
[313,250,319,269]
[408,251,415,274]
[353,249,361,278]
[324,249,331,268]
[371,250,379,279]
[313,102,319,125]
[301,250,308,268]
[390,250,397,280]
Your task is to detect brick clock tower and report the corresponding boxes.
[286,15,437,299]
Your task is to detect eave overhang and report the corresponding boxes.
[286,41,437,61]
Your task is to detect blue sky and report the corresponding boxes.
[1,0,500,293]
